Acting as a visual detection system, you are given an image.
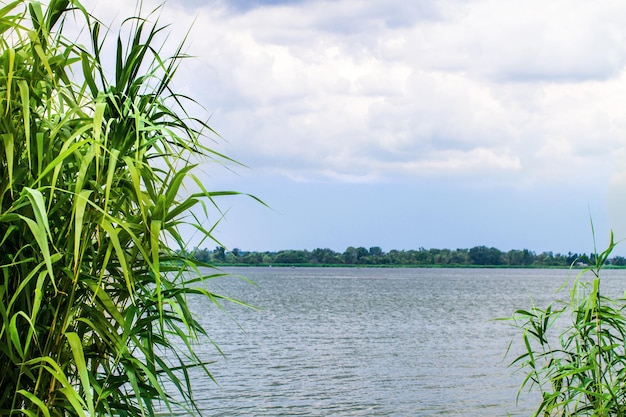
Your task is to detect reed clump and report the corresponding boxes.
[509,231,626,416]
[0,0,248,415]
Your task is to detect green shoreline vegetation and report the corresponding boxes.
[190,245,626,268]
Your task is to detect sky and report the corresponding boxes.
[89,0,626,255]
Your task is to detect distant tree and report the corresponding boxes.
[387,249,406,265]
[535,251,558,266]
[355,247,369,263]
[507,249,535,266]
[521,249,536,265]
[566,252,580,265]
[450,249,470,265]
[241,252,263,264]
[469,246,503,265]
[213,246,226,262]
[312,248,340,264]
[552,253,568,266]
[432,248,451,265]
[194,247,211,263]
[408,248,432,265]
[275,250,308,264]
[226,248,242,263]
[369,246,384,257]
[343,246,358,264]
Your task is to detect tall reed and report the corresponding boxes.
[509,232,626,416]
[0,0,250,415]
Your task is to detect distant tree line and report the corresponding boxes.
[187,246,626,267]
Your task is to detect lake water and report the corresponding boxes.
[175,267,626,416]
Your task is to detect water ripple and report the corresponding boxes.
[161,267,626,416]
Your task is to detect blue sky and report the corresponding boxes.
[92,0,626,255]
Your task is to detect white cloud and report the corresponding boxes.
[87,0,626,188]
[412,0,626,82]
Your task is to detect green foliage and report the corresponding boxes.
[0,1,249,415]
[199,245,601,267]
[508,232,626,416]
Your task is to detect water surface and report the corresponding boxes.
[176,267,626,416]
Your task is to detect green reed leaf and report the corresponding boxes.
[18,214,55,283]
[16,390,51,417]
[1,133,13,196]
[8,313,24,359]
[99,218,132,296]
[18,79,30,163]
[73,189,91,272]
[66,332,95,416]
[4,46,14,114]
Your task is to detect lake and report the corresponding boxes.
[174,267,626,416]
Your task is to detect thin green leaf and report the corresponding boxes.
[66,332,95,416]
[1,133,14,196]
[73,189,92,272]
[16,390,51,417]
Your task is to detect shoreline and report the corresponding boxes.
[213,263,621,269]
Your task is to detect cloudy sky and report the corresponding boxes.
[92,0,626,255]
